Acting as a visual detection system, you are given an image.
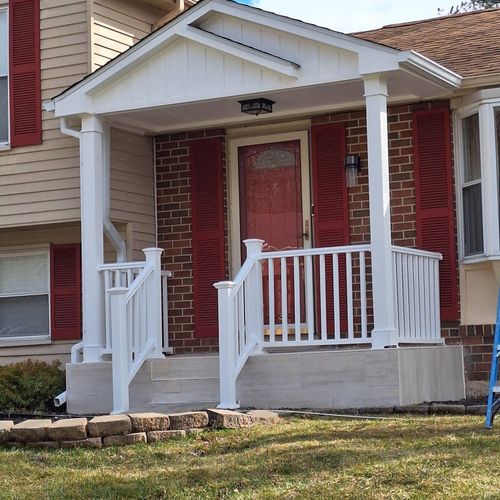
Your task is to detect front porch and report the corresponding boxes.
[51,0,466,414]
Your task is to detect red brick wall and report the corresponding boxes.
[155,129,227,354]
[155,103,482,370]
[442,324,495,383]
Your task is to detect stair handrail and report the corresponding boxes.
[215,239,264,409]
[106,248,164,414]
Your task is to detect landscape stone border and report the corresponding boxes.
[0,403,487,450]
[0,409,280,450]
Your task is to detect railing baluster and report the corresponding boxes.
[332,253,340,339]
[281,257,288,342]
[305,255,314,341]
[319,254,327,340]
[346,252,354,340]
[360,251,367,339]
[268,258,275,344]
[294,256,301,341]
[104,271,111,351]
[239,287,245,356]
[417,255,425,340]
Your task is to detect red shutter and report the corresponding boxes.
[50,244,81,340]
[190,137,225,338]
[413,107,458,321]
[9,0,42,147]
[311,123,350,330]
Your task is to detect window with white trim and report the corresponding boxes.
[0,9,7,145]
[0,249,50,339]
[461,113,484,256]
[456,91,500,261]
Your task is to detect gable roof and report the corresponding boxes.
[353,8,500,79]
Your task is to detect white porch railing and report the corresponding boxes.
[216,240,443,408]
[392,246,443,343]
[99,248,168,413]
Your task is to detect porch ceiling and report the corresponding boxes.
[100,70,455,135]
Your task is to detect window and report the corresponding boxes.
[0,249,50,339]
[0,9,7,145]
[461,113,484,256]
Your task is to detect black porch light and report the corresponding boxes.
[239,97,275,116]
[345,154,361,187]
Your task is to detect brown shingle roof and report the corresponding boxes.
[353,8,500,78]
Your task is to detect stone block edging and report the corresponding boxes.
[0,409,281,450]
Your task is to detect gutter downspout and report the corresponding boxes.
[153,0,185,31]
[60,117,127,263]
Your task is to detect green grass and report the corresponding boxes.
[0,415,499,499]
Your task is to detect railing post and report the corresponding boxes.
[143,247,164,358]
[244,239,265,350]
[109,287,129,414]
[214,280,239,409]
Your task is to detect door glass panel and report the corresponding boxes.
[239,140,304,335]
[239,140,302,252]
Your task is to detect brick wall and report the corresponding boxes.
[443,323,495,384]
[155,103,483,370]
[155,129,227,354]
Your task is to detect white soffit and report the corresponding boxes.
[53,0,461,118]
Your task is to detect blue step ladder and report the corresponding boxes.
[485,289,500,428]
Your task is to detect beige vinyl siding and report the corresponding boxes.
[0,341,73,366]
[110,128,156,260]
[0,0,88,228]
[91,0,165,70]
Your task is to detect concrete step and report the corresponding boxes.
[147,376,220,402]
[150,355,219,381]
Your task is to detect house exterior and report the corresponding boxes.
[0,0,195,364]
[2,0,500,413]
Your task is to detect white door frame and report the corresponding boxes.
[228,130,312,277]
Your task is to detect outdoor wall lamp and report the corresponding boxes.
[345,154,361,187]
[239,97,275,116]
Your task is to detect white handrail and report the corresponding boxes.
[104,248,166,413]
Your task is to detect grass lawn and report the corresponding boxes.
[0,415,499,499]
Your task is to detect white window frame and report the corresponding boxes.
[0,245,51,345]
[455,89,500,263]
[0,6,9,149]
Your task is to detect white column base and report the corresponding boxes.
[371,328,398,349]
[82,344,103,362]
[217,402,240,410]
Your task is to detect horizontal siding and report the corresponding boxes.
[0,0,88,229]
[110,128,156,260]
[92,0,164,70]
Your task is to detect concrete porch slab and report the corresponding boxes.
[66,345,465,414]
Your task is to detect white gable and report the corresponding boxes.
[53,0,461,119]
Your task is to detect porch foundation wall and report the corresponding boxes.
[65,346,465,414]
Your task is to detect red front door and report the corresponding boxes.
[238,140,306,331]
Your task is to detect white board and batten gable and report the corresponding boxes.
[53,0,462,124]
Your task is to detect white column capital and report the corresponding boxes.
[81,114,104,134]
[363,74,388,98]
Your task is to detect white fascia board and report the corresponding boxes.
[180,25,300,78]
[397,50,462,89]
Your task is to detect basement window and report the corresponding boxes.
[0,249,50,340]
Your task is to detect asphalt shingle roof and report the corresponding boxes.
[353,8,500,78]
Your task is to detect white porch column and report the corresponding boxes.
[364,74,398,348]
[80,114,106,362]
